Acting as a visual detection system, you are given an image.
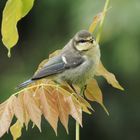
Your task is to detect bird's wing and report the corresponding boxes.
[32,54,85,80]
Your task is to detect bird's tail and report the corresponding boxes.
[16,79,33,89]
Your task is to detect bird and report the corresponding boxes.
[17,30,101,94]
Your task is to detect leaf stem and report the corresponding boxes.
[76,121,80,140]
[13,83,72,96]
[96,0,110,43]
[74,1,110,140]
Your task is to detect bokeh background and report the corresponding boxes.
[0,0,140,140]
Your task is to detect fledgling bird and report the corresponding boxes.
[17,30,101,93]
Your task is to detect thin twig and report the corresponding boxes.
[96,0,110,43]
[76,121,80,140]
[75,0,110,140]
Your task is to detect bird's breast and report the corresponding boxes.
[59,53,100,87]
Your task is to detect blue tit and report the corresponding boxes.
[17,30,101,93]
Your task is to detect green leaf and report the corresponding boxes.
[1,0,35,57]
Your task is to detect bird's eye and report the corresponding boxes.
[79,39,86,43]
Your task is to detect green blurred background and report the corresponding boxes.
[0,0,140,140]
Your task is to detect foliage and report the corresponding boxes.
[1,0,35,57]
[0,0,124,139]
[0,46,123,139]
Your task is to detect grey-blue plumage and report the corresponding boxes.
[17,54,85,89]
[16,79,33,89]
[17,30,100,90]
[32,55,84,80]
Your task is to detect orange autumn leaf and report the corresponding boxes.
[0,96,14,137]
[12,96,24,124]
[18,93,30,129]
[23,91,42,131]
[39,87,59,134]
[67,96,82,126]
[96,61,124,90]
[56,91,70,133]
[0,100,8,116]
[85,79,109,115]
[1,79,94,138]
[59,82,93,115]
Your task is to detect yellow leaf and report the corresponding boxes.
[85,79,109,115]
[85,80,101,101]
[1,0,34,57]
[10,120,23,140]
[96,61,124,90]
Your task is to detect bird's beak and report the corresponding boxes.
[89,39,93,43]
[93,40,97,46]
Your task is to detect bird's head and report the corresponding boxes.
[73,30,97,52]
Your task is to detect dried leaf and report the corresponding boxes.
[10,120,23,140]
[18,93,30,129]
[85,80,101,101]
[0,100,8,116]
[56,91,70,133]
[12,96,24,124]
[67,96,82,126]
[75,95,93,114]
[88,12,105,33]
[1,0,35,56]
[85,79,109,115]
[23,91,42,131]
[96,61,124,90]
[0,96,14,137]
[39,87,59,134]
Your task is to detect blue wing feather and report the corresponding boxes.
[32,54,84,80]
[32,62,65,80]
[17,53,84,89]
[16,79,33,89]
